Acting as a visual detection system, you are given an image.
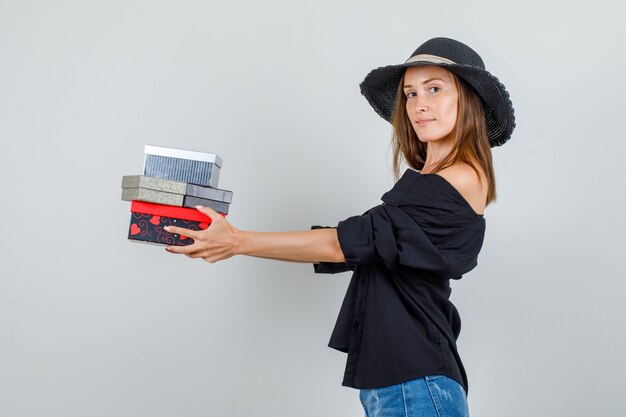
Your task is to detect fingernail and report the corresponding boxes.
[163,226,169,230]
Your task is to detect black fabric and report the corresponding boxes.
[410,37,485,70]
[312,169,486,393]
[312,224,354,274]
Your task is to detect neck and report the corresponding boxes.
[422,139,455,173]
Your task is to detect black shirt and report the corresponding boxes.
[312,169,486,393]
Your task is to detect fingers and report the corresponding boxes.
[164,230,216,257]
[165,242,197,255]
[167,244,225,262]
[163,225,201,240]
[166,243,212,258]
[195,205,222,221]
[163,225,202,255]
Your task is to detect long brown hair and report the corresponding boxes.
[391,68,497,205]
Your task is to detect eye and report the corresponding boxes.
[428,86,441,93]
[405,91,416,98]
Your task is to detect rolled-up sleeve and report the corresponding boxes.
[335,205,483,278]
[310,225,354,274]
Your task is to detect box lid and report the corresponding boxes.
[121,175,187,194]
[122,188,185,206]
[144,144,223,168]
[122,175,233,203]
[130,200,219,223]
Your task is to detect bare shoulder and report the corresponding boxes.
[436,163,487,215]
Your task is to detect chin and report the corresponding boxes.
[417,135,444,143]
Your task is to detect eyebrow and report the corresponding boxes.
[403,78,445,89]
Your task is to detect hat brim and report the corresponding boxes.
[359,62,515,147]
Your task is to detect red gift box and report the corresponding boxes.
[127,201,224,246]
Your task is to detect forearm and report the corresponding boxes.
[164,206,346,264]
[236,228,345,263]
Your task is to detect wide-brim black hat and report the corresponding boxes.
[360,37,515,147]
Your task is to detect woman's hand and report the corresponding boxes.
[164,205,240,263]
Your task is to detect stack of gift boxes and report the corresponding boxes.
[121,145,233,246]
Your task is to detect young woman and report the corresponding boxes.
[164,37,515,417]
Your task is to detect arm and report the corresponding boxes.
[163,205,345,264]
[239,229,345,263]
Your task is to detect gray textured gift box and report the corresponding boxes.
[121,175,233,203]
[143,145,222,187]
[186,183,232,204]
[121,188,230,214]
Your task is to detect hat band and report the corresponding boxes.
[405,54,456,65]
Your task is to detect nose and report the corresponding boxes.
[412,95,429,112]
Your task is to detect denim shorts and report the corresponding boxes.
[359,375,469,417]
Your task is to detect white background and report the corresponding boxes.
[1,0,625,416]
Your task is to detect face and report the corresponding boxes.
[403,66,459,143]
